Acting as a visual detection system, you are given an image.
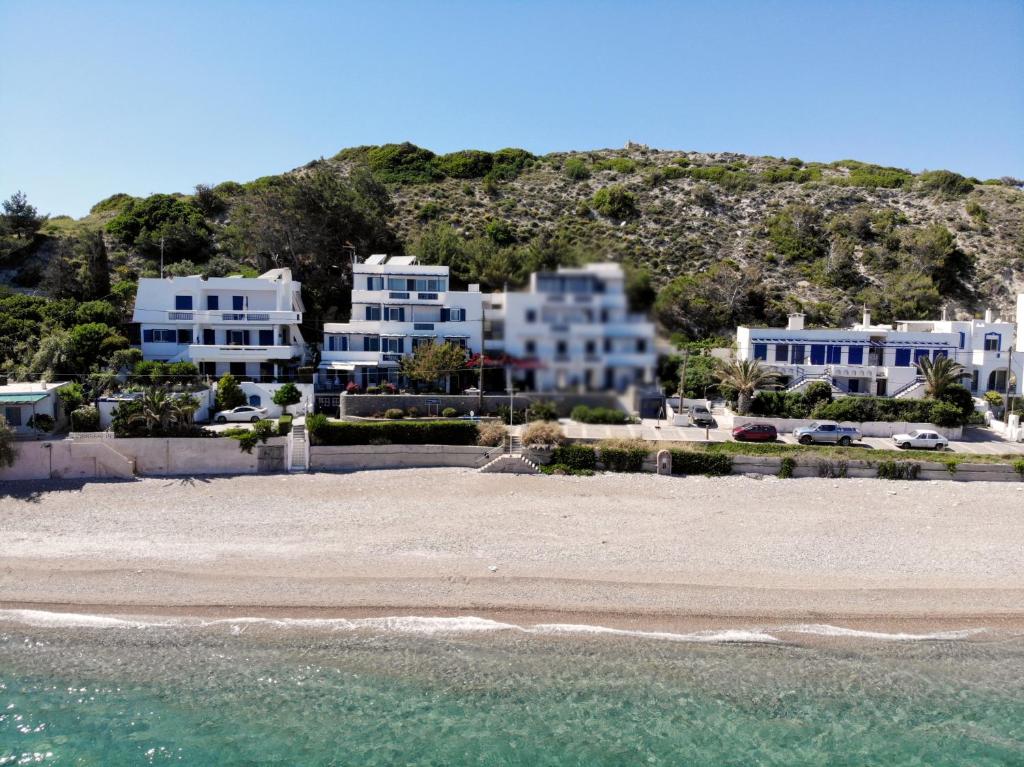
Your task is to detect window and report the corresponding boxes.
[327,335,335,352]
[384,307,405,322]
[387,277,410,291]
[259,330,274,345]
[232,295,244,311]
[248,395,262,407]
[230,362,246,376]
[175,295,193,310]
[203,329,215,345]
[365,306,382,321]
[206,295,219,310]
[826,345,841,364]
[366,276,384,290]
[933,349,948,360]
[364,336,380,352]
[525,340,537,355]
[791,344,806,364]
[847,345,863,365]
[971,370,979,392]
[444,308,466,322]
[445,337,468,349]
[585,340,596,355]
[775,344,789,362]
[636,339,647,353]
[895,348,911,367]
[526,309,537,323]
[984,334,1000,351]
[382,337,404,353]
[753,343,767,361]
[914,349,929,365]
[556,340,568,357]
[810,345,826,365]
[412,337,432,351]
[848,378,860,393]
[228,330,249,345]
[603,338,612,353]
[414,278,445,292]
[143,328,178,343]
[177,329,191,344]
[4,407,22,427]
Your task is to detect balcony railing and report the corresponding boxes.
[166,310,299,323]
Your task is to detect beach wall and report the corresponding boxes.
[0,437,287,481]
[309,444,500,471]
[729,416,964,440]
[727,455,1023,482]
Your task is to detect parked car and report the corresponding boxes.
[214,405,269,423]
[892,429,949,451]
[689,404,714,426]
[732,423,778,442]
[793,420,861,446]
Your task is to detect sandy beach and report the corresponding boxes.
[2,469,1023,629]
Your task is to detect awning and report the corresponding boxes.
[318,362,356,372]
[0,392,49,404]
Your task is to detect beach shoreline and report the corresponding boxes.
[2,470,1023,632]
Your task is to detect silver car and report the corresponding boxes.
[793,420,861,446]
[892,429,948,450]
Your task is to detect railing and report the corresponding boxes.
[389,292,410,299]
[891,376,926,399]
[165,310,298,323]
[168,311,193,320]
[417,292,438,300]
[414,323,435,330]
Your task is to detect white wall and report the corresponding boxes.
[731,415,964,440]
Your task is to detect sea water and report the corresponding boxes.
[1,612,1022,766]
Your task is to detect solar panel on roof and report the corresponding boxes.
[387,255,417,266]
[364,254,387,265]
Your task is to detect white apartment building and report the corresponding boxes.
[318,255,483,392]
[133,268,307,380]
[484,263,657,392]
[736,307,1017,398]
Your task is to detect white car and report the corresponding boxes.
[892,429,949,451]
[214,405,269,423]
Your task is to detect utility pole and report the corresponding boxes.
[677,349,689,415]
[478,312,485,414]
[160,237,165,278]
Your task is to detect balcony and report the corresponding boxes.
[166,310,300,324]
[187,344,302,362]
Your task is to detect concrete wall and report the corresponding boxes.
[0,436,287,481]
[728,454,1022,482]
[309,444,501,471]
[730,416,964,440]
[234,381,314,419]
[336,392,621,418]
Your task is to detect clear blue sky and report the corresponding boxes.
[2,0,1022,218]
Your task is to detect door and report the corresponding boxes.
[203,328,215,345]
[876,379,887,396]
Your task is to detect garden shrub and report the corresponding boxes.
[315,420,479,446]
[476,420,508,447]
[527,400,559,422]
[442,407,458,418]
[811,396,967,426]
[670,450,732,476]
[777,456,796,479]
[929,401,964,428]
[1014,459,1024,477]
[384,408,405,420]
[521,421,565,448]
[305,413,329,444]
[570,405,632,424]
[597,439,648,472]
[550,444,597,471]
[876,461,920,480]
[70,405,100,432]
[277,414,293,436]
[751,391,810,418]
[540,464,594,477]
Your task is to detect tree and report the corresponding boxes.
[27,329,73,379]
[0,416,17,467]
[654,262,762,339]
[938,383,974,424]
[215,373,247,411]
[767,204,827,263]
[75,300,120,326]
[917,355,967,399]
[400,341,468,391]
[1,191,44,238]
[714,358,779,415]
[127,388,177,434]
[106,194,212,262]
[901,224,973,296]
[66,323,128,374]
[57,381,86,413]
[77,228,111,300]
[271,382,302,414]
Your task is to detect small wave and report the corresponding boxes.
[778,623,987,641]
[529,624,779,643]
[0,609,169,629]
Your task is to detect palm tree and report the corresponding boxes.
[714,358,779,415]
[128,388,176,435]
[917,355,967,398]
[170,395,200,432]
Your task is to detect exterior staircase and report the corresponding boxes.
[479,454,539,474]
[289,422,309,472]
[508,433,522,455]
[892,378,927,399]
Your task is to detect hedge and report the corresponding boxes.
[670,450,733,476]
[570,405,632,425]
[598,442,649,472]
[277,414,293,436]
[313,420,479,446]
[550,444,597,471]
[70,405,100,432]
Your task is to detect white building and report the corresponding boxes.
[736,307,1017,398]
[132,268,307,380]
[0,381,71,436]
[319,255,483,392]
[484,263,656,392]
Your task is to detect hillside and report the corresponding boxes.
[3,144,1023,345]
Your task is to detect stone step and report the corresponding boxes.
[479,454,539,474]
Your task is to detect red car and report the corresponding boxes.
[731,423,778,442]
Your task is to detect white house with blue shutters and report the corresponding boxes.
[736,307,1017,398]
[132,268,307,380]
[318,255,483,391]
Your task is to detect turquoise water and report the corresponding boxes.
[1,614,1022,766]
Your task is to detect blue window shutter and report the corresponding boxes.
[895,348,911,367]
[810,345,825,365]
[933,349,947,360]
[914,349,929,364]
[207,295,218,310]
[753,343,767,360]
[243,330,250,345]
[827,345,841,364]
[848,346,863,365]
[328,336,335,352]
[363,337,370,352]
[143,329,154,342]
[398,338,405,353]
[259,330,273,345]
[959,332,965,349]
[175,295,192,310]
[233,295,244,311]
[365,306,372,320]
[440,308,449,322]
[203,329,214,345]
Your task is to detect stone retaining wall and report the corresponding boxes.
[309,444,501,471]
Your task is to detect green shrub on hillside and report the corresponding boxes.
[564,158,591,181]
[680,165,758,192]
[591,185,638,219]
[829,160,912,189]
[917,170,974,198]
[367,143,440,184]
[313,420,479,446]
[432,150,494,179]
